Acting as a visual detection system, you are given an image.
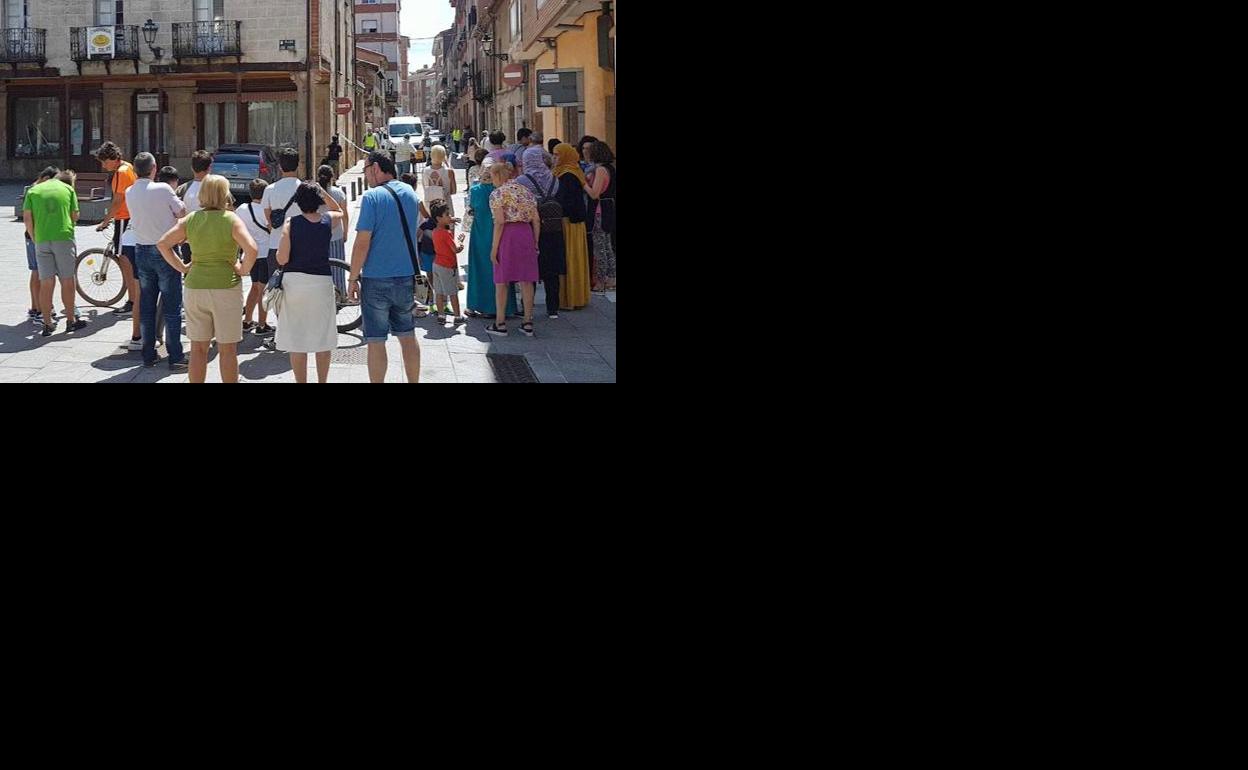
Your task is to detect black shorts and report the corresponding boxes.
[112,218,129,251]
[250,254,271,285]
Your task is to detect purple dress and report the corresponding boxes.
[490,183,539,283]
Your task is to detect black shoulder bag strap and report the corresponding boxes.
[247,202,271,234]
[381,182,420,272]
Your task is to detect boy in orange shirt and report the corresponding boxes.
[430,203,465,325]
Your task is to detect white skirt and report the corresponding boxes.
[275,273,338,353]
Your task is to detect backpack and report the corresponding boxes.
[526,174,564,234]
[176,182,189,201]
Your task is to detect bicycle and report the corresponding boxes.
[329,258,362,333]
[75,236,129,308]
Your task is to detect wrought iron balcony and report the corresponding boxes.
[1,28,46,65]
[172,21,242,60]
[70,26,140,72]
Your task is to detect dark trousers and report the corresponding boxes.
[541,270,561,316]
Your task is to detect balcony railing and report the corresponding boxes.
[70,26,140,64]
[172,21,242,59]
[1,28,47,65]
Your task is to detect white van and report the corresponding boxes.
[387,116,423,146]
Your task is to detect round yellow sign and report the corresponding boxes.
[93,34,111,46]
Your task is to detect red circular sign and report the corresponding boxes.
[502,64,524,87]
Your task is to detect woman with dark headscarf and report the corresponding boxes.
[552,143,590,311]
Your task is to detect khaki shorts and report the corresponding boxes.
[184,287,244,344]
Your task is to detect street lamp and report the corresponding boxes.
[481,34,509,61]
[142,19,163,59]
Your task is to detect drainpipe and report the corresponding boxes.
[306,0,314,176]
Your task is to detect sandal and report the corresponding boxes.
[486,322,508,337]
[464,309,484,318]
[520,322,535,338]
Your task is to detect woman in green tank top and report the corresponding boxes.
[157,175,259,383]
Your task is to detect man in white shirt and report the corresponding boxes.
[174,150,213,263]
[240,178,274,337]
[261,148,302,272]
[394,134,415,176]
[126,151,188,368]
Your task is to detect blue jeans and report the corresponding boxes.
[397,160,412,176]
[360,276,416,343]
[137,245,185,366]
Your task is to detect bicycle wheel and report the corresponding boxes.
[75,248,128,307]
[329,258,362,332]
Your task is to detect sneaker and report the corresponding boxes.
[40,323,55,337]
[66,319,88,333]
[255,324,275,337]
[169,359,189,371]
[242,321,257,333]
[453,316,466,326]
[26,308,38,320]
[260,338,277,351]
[30,312,43,324]
[114,301,133,315]
[127,338,143,351]
[548,313,559,320]
[436,314,446,324]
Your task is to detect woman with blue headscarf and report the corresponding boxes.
[515,146,566,318]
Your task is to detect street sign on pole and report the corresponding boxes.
[335,97,353,115]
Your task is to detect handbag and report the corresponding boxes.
[262,267,285,315]
[381,182,434,306]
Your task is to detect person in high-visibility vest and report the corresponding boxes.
[364,133,377,151]
[452,128,463,154]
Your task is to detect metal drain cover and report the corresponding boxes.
[487,354,539,383]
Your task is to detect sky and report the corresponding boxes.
[402,0,456,72]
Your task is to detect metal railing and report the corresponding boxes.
[1,28,46,64]
[171,21,242,59]
[70,26,140,62]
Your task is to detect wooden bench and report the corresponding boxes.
[14,171,110,223]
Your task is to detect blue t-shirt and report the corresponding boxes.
[355,180,422,278]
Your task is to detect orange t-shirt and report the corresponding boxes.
[111,162,138,221]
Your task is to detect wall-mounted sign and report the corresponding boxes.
[88,26,115,57]
[137,94,160,112]
[280,40,296,51]
[535,69,581,107]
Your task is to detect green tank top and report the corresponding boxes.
[185,210,241,290]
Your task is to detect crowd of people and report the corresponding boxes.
[18,128,616,384]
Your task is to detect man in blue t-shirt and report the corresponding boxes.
[349,152,425,383]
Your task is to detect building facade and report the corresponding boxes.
[443,1,613,151]
[354,0,407,116]
[0,0,357,181]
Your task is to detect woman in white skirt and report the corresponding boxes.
[274,182,344,383]
[316,165,350,297]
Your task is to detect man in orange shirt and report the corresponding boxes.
[94,141,142,348]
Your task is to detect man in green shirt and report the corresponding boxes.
[23,170,87,336]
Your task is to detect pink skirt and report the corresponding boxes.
[493,222,539,283]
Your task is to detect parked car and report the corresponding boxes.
[212,144,281,202]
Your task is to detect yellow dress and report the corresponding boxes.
[560,219,590,310]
